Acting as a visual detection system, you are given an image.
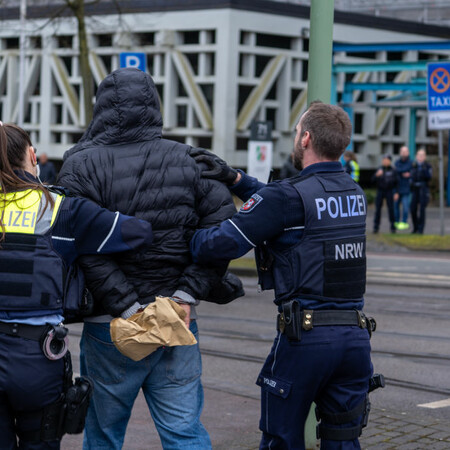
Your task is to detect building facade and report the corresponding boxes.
[0,0,449,169]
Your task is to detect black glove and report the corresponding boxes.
[189,148,238,185]
[205,271,245,305]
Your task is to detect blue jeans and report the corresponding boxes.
[80,320,211,450]
[394,193,410,223]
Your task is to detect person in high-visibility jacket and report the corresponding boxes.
[343,150,360,183]
[0,123,153,450]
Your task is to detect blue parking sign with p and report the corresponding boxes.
[120,53,146,72]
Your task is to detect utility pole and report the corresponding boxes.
[18,0,27,127]
[305,1,335,448]
[307,0,335,106]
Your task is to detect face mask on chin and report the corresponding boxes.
[36,163,41,179]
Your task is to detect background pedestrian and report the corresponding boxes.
[410,148,432,234]
[343,150,360,182]
[37,152,57,184]
[372,154,398,233]
[394,145,412,230]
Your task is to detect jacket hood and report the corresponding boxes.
[64,68,162,160]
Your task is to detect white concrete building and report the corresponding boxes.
[0,1,449,170]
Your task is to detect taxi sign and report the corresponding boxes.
[427,62,450,130]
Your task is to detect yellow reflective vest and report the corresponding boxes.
[0,189,66,318]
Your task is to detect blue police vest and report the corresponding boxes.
[0,189,84,320]
[257,172,366,305]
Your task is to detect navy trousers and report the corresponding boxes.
[258,326,372,450]
[374,189,395,232]
[0,332,64,450]
[410,187,429,233]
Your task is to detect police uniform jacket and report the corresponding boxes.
[0,172,153,326]
[58,68,237,317]
[372,166,398,192]
[191,162,367,311]
[410,161,432,190]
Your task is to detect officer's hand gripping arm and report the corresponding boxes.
[188,148,239,185]
[177,173,244,303]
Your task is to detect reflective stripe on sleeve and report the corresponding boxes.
[97,211,120,252]
[227,219,256,248]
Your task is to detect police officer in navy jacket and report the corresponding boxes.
[190,102,374,449]
[0,123,153,449]
[410,148,432,234]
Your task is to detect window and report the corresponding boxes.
[57,35,73,48]
[5,38,19,49]
[354,113,364,134]
[138,32,155,46]
[177,105,187,127]
[394,115,403,136]
[256,33,291,50]
[182,31,200,44]
[236,137,249,151]
[96,34,113,47]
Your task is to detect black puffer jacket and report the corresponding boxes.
[58,68,238,316]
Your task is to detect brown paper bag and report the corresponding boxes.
[110,296,197,361]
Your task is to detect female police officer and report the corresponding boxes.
[0,122,153,449]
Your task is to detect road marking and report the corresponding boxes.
[367,270,450,281]
[418,398,450,409]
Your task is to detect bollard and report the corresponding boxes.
[304,402,319,449]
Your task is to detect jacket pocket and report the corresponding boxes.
[165,320,201,385]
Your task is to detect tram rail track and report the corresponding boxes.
[200,347,450,397]
[199,325,450,344]
[199,330,450,364]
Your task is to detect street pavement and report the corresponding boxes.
[61,206,450,449]
[367,205,450,236]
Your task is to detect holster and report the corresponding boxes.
[278,300,302,341]
[64,377,93,434]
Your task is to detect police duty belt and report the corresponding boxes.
[0,322,69,360]
[277,300,376,341]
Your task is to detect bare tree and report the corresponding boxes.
[1,0,121,126]
[64,0,101,125]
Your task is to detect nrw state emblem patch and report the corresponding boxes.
[240,194,263,213]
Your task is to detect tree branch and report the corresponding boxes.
[33,3,69,33]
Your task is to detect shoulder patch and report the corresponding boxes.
[240,194,263,213]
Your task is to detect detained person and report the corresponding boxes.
[58,68,241,450]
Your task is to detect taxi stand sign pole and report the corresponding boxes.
[427,62,449,236]
[305,1,335,448]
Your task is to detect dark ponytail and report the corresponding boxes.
[0,123,54,241]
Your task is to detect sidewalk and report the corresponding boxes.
[62,386,450,449]
[363,407,450,449]
[366,205,450,236]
